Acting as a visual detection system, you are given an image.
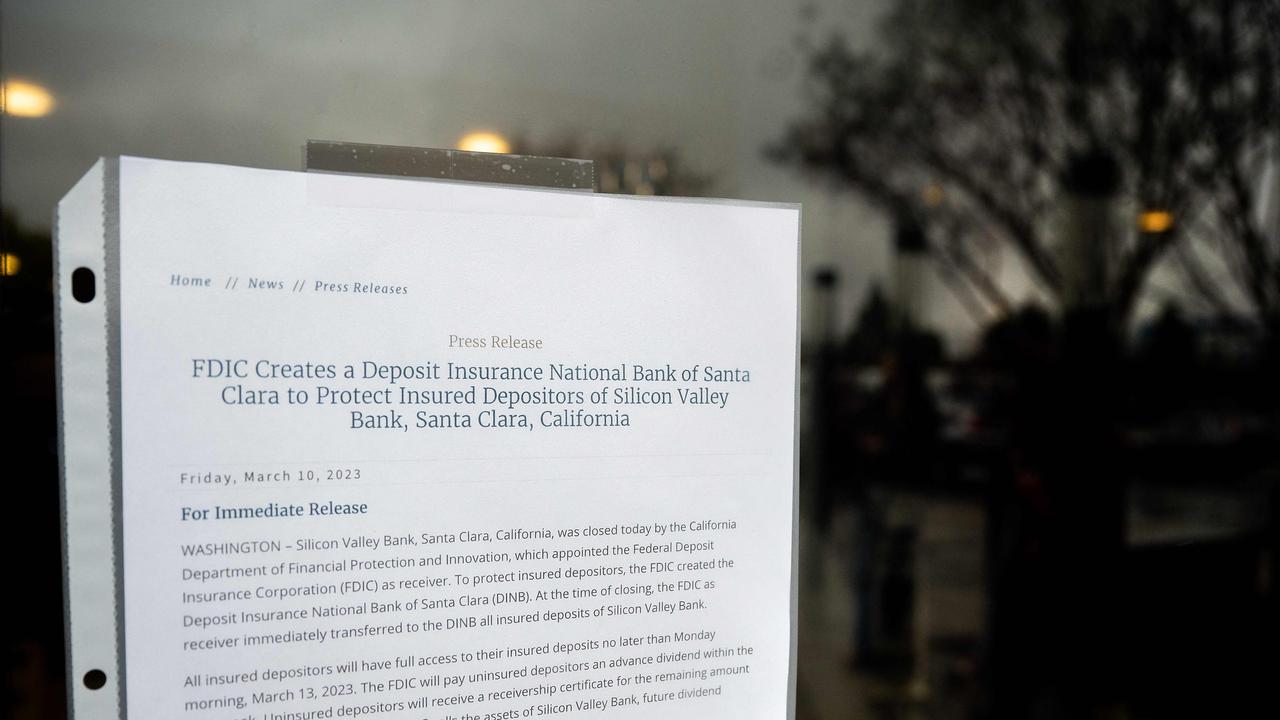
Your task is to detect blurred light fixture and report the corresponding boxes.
[1138,210,1173,233]
[922,183,945,207]
[2,80,55,117]
[457,131,511,155]
[0,252,21,276]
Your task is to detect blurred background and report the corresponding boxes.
[3,1,1278,718]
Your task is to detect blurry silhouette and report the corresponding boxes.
[812,267,845,538]
[849,334,939,675]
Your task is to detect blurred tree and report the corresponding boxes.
[772,0,1278,334]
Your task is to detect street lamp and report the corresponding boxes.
[1137,210,1174,234]
[457,131,511,155]
[1,80,54,117]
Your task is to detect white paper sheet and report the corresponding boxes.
[63,156,799,720]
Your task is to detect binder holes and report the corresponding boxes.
[83,669,107,690]
[71,267,96,303]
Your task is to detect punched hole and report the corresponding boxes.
[83,669,107,690]
[71,267,96,303]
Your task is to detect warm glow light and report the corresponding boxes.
[457,131,511,155]
[1138,210,1174,233]
[0,253,21,276]
[922,183,945,207]
[2,80,55,117]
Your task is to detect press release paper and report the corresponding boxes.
[67,157,799,719]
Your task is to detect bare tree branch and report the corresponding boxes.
[772,0,1278,336]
